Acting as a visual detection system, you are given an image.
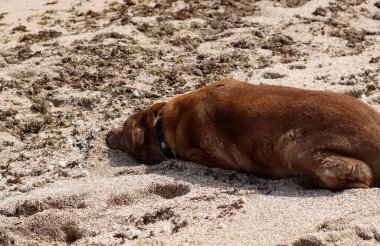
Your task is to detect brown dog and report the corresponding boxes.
[106,79,380,190]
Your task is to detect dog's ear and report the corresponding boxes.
[132,125,145,146]
[148,102,166,125]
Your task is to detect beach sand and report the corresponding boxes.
[1,0,380,245]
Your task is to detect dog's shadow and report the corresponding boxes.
[108,150,343,198]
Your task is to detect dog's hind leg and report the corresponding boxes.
[292,151,375,190]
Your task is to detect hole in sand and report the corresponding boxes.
[63,224,83,244]
[148,183,190,199]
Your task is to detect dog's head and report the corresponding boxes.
[106,102,166,165]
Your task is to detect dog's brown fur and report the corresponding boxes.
[106,79,380,190]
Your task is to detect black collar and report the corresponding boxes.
[155,113,176,160]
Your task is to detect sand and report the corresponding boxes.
[1,0,380,245]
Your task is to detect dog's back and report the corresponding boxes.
[166,79,380,188]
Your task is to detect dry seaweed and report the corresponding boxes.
[276,0,310,8]
[20,30,62,43]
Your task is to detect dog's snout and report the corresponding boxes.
[105,130,113,147]
[106,127,124,150]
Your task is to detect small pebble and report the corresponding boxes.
[114,231,128,238]
[237,196,247,204]
[114,229,141,240]
[312,7,327,17]
[18,169,31,176]
[75,119,85,128]
[149,230,156,237]
[74,170,89,178]
[67,136,76,145]
[32,180,46,188]
[133,90,141,98]
[18,184,33,193]
[77,140,89,150]
[47,164,55,171]
[160,223,173,234]
[193,69,203,76]
[217,222,227,229]
[106,110,118,119]
[254,31,264,38]
[45,177,54,183]
[58,161,68,168]
[127,228,141,240]
[120,99,126,106]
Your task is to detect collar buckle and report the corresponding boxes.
[156,113,176,160]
